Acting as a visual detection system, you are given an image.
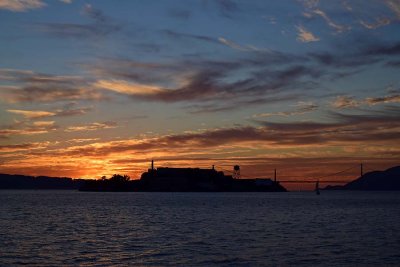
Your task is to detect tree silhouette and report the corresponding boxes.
[110,174,130,183]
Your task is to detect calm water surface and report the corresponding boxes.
[1,190,399,266]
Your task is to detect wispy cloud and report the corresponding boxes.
[312,9,350,33]
[296,25,320,42]
[36,4,121,39]
[0,142,51,153]
[32,121,55,127]
[65,121,117,132]
[163,30,267,52]
[7,109,56,119]
[187,94,300,114]
[0,69,103,103]
[331,94,400,109]
[162,29,223,48]
[365,94,400,105]
[6,106,92,119]
[218,37,267,52]
[360,18,391,29]
[66,138,100,144]
[362,41,400,56]
[0,120,57,138]
[0,0,45,12]
[342,0,352,11]
[94,79,165,96]
[253,102,318,118]
[331,95,359,109]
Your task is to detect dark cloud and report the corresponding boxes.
[329,109,400,124]
[78,36,400,112]
[309,51,380,68]
[89,54,318,112]
[187,94,301,114]
[0,69,104,103]
[98,64,317,105]
[308,38,400,72]
[363,41,400,56]
[162,29,220,45]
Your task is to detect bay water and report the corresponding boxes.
[1,191,399,266]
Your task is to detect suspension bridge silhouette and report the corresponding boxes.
[215,163,373,185]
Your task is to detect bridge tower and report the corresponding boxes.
[360,163,363,177]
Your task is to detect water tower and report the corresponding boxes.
[233,165,241,179]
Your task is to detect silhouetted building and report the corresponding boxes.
[138,162,286,192]
[140,167,232,191]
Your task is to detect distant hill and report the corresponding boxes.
[0,174,84,190]
[325,166,400,191]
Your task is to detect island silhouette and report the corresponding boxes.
[79,163,287,192]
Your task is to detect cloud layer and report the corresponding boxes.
[1,1,399,186]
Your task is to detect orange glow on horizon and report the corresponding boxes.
[1,150,397,190]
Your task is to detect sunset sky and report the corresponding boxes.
[1,0,399,189]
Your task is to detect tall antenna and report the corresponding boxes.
[274,168,277,182]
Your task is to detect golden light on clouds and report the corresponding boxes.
[94,79,165,96]
[1,0,399,191]
[7,109,56,119]
[296,25,320,42]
